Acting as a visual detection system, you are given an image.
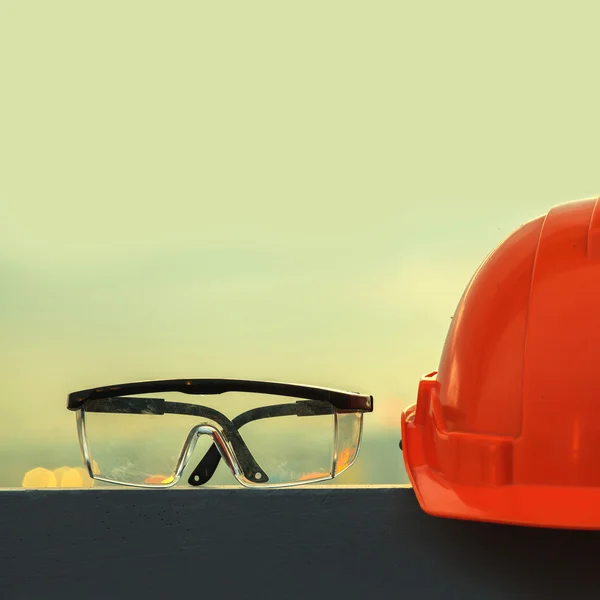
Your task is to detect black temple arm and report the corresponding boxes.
[84,397,166,415]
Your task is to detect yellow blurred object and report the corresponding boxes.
[144,474,169,484]
[21,467,57,489]
[298,471,329,482]
[53,466,79,487]
[336,448,353,473]
[22,466,96,489]
[52,466,95,488]
[143,474,176,485]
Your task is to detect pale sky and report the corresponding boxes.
[1,1,599,486]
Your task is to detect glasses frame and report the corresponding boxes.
[68,378,374,489]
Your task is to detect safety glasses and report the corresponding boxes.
[67,379,374,488]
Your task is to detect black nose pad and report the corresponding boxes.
[188,446,220,486]
[399,439,403,451]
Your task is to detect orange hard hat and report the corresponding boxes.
[401,197,600,530]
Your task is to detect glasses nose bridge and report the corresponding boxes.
[176,423,241,481]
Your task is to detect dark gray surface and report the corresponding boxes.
[1,485,599,600]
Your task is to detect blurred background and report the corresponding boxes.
[1,1,600,488]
